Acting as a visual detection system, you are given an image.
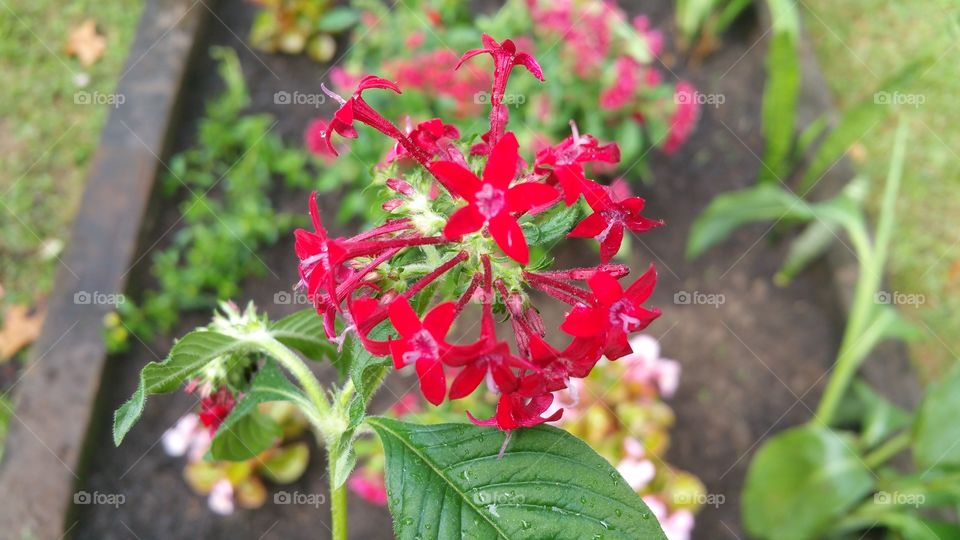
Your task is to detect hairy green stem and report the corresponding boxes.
[257,335,329,415]
[329,447,349,540]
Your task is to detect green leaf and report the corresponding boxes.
[368,418,669,540]
[686,184,814,259]
[316,7,360,33]
[776,219,838,285]
[113,331,254,446]
[261,442,310,484]
[208,361,312,461]
[913,362,960,469]
[347,327,392,430]
[759,30,800,184]
[835,381,911,449]
[880,514,960,540]
[742,425,874,540]
[269,309,335,362]
[525,202,581,247]
[798,55,933,194]
[209,409,282,462]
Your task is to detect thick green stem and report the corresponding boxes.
[329,445,349,540]
[258,335,329,415]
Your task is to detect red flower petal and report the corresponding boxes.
[568,212,607,238]
[599,224,624,263]
[489,213,529,265]
[423,301,457,340]
[448,362,486,400]
[443,205,485,239]
[416,358,446,406]
[555,165,599,206]
[506,182,558,213]
[356,75,401,94]
[482,132,519,188]
[560,305,606,337]
[588,271,624,305]
[430,161,481,200]
[625,263,657,302]
[514,52,545,82]
[388,297,422,337]
[389,339,409,369]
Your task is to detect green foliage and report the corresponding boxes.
[742,425,875,540]
[208,361,309,461]
[686,184,814,259]
[797,55,935,194]
[760,0,801,186]
[113,330,257,445]
[913,362,960,468]
[116,48,314,346]
[368,418,669,540]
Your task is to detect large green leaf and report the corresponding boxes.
[113,331,255,446]
[880,514,960,540]
[742,425,874,540]
[208,361,311,461]
[269,309,335,362]
[368,418,669,540]
[686,184,814,259]
[913,363,960,469]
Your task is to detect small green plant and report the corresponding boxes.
[693,122,960,538]
[114,48,314,346]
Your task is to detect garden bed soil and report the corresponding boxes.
[71,0,915,539]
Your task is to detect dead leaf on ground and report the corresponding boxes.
[65,19,107,67]
[0,305,45,362]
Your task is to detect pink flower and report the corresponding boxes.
[643,496,695,540]
[348,471,388,506]
[663,81,700,155]
[431,132,558,265]
[621,334,681,398]
[600,57,641,111]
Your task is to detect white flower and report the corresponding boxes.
[617,457,656,491]
[208,479,235,515]
[161,414,200,457]
[621,334,681,398]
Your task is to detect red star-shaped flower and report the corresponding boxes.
[457,34,544,148]
[534,125,620,205]
[467,391,562,431]
[430,132,558,265]
[388,297,457,405]
[294,192,347,302]
[560,265,661,359]
[320,75,402,155]
[569,186,664,262]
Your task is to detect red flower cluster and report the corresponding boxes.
[296,36,663,432]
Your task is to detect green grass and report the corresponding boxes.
[801,0,960,378]
[0,0,142,308]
